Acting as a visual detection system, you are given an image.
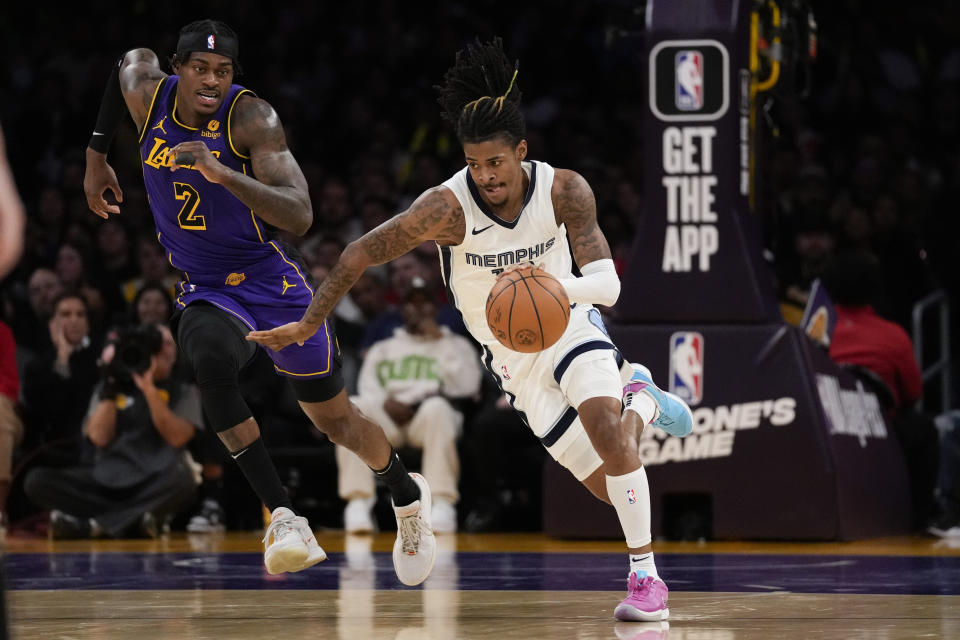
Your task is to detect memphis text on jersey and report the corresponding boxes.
[465,237,557,272]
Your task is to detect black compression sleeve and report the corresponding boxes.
[88,57,126,153]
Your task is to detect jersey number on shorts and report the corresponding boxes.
[174,183,207,230]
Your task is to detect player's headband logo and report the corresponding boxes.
[176,30,239,62]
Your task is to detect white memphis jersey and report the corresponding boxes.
[438,160,573,347]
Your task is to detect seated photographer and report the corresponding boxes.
[130,282,227,534]
[23,323,201,539]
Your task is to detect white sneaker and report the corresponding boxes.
[431,498,458,534]
[187,499,226,533]
[344,497,376,533]
[262,507,327,575]
[392,473,437,586]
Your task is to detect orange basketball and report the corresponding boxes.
[485,266,570,353]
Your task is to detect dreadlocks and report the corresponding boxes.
[435,37,525,146]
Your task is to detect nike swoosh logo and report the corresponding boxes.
[92,132,105,136]
[472,224,494,235]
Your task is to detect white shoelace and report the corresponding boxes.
[262,515,296,546]
[397,515,424,554]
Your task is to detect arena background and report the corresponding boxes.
[0,0,957,538]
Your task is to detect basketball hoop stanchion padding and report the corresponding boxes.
[542,0,911,541]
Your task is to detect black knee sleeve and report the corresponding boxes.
[176,303,257,432]
[288,369,345,403]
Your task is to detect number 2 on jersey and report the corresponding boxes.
[174,183,207,230]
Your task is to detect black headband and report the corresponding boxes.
[176,31,239,62]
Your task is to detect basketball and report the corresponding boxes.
[485,266,570,353]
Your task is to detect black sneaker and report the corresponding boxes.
[49,510,91,540]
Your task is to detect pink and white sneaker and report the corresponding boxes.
[614,570,670,622]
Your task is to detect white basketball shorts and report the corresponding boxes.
[482,304,633,480]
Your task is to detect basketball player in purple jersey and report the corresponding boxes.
[83,20,436,584]
[248,38,694,621]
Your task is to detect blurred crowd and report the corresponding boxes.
[0,0,957,537]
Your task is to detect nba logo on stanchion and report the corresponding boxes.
[669,332,704,405]
[675,50,704,111]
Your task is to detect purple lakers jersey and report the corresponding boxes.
[140,77,273,277]
[138,76,337,380]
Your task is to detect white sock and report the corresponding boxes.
[624,389,658,425]
[605,466,652,550]
[629,552,659,580]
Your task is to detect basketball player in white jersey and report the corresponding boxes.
[247,37,693,622]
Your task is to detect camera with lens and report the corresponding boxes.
[100,324,164,396]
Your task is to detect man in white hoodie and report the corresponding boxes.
[337,278,482,533]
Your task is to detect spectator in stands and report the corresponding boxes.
[337,278,482,534]
[325,271,390,392]
[26,268,63,326]
[31,186,66,266]
[24,323,200,538]
[361,252,467,350]
[823,249,922,412]
[12,266,63,355]
[120,235,180,306]
[131,281,174,327]
[821,248,937,531]
[302,234,347,275]
[20,291,101,468]
[54,241,112,331]
[777,209,838,325]
[336,271,388,340]
[357,195,393,235]
[317,176,362,243]
[94,217,136,309]
[0,320,23,530]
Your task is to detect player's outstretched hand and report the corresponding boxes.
[246,320,319,351]
[84,150,124,218]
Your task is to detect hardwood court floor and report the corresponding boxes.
[5,532,960,639]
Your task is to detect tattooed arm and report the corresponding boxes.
[551,169,620,306]
[246,187,465,350]
[169,95,313,235]
[213,95,312,234]
[118,49,167,131]
[85,49,165,218]
[552,169,612,265]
